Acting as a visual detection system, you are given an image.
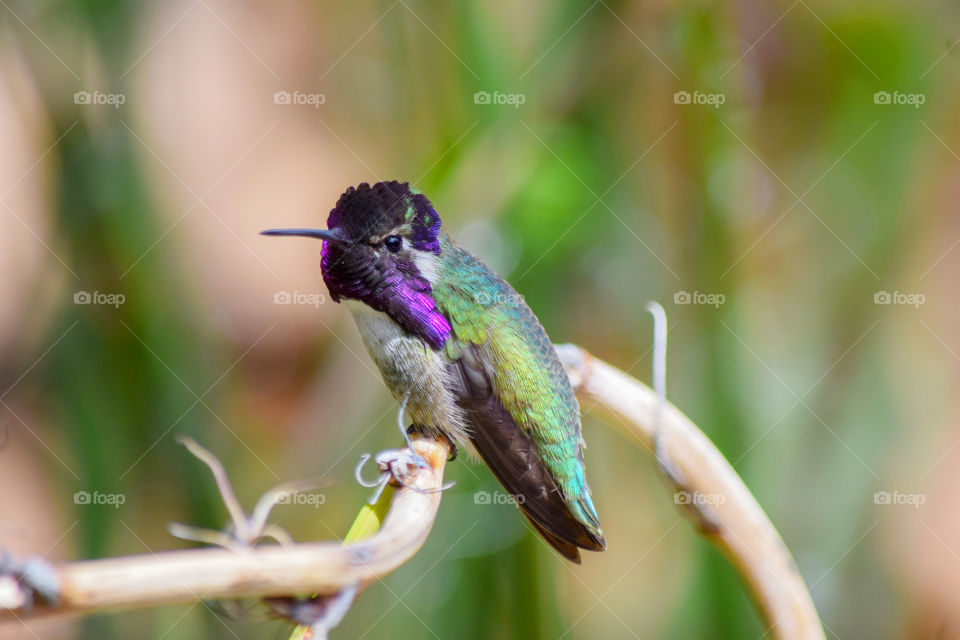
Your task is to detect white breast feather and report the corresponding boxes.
[343,300,472,453]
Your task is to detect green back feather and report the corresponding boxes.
[434,234,601,534]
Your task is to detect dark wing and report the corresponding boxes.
[449,343,605,563]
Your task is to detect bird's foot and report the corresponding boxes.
[355,442,455,505]
[0,549,59,610]
[406,423,455,466]
[407,426,458,462]
[357,395,456,503]
[354,447,431,504]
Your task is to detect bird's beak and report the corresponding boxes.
[260,228,346,243]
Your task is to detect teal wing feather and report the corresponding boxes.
[434,234,604,554]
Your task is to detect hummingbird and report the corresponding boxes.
[263,181,605,562]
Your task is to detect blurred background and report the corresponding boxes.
[0,0,956,638]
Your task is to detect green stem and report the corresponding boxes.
[287,485,396,640]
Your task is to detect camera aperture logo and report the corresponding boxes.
[276,491,326,508]
[473,291,525,307]
[73,91,126,108]
[674,290,725,308]
[873,91,925,109]
[74,490,126,508]
[274,290,326,308]
[274,90,325,108]
[674,90,725,108]
[874,290,924,308]
[74,291,125,308]
[474,490,525,506]
[473,91,526,108]
[873,490,924,509]
[674,490,726,506]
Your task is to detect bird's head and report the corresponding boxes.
[262,181,451,349]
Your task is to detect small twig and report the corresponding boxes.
[175,436,251,541]
[646,301,686,489]
[267,583,358,639]
[169,436,321,551]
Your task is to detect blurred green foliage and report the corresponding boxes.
[0,0,953,638]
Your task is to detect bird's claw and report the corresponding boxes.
[410,427,459,462]
[0,549,59,610]
[355,447,454,505]
[354,448,427,504]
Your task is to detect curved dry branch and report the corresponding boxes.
[556,344,825,640]
[1,347,824,640]
[0,436,449,623]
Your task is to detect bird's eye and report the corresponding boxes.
[384,235,402,253]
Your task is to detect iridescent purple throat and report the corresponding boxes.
[321,242,451,350]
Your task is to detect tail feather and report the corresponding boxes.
[467,417,605,557]
[526,515,583,563]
